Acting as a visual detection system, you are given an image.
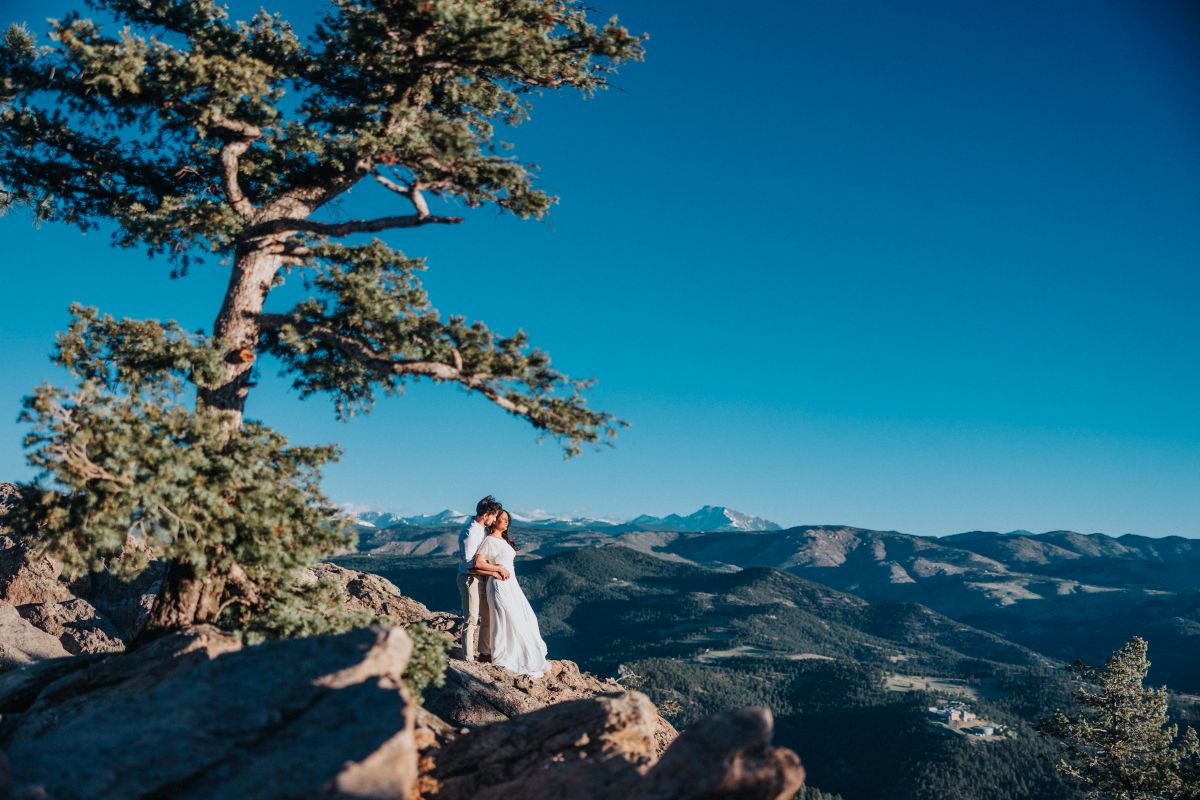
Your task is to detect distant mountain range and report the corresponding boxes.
[353,505,781,533]
[349,512,1200,693]
[613,525,1200,692]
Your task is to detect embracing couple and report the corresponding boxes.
[456,495,550,678]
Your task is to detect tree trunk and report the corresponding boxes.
[197,246,283,431]
[143,561,225,635]
[147,245,280,631]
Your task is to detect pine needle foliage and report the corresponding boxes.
[0,0,642,631]
[1038,637,1200,800]
[402,622,452,703]
[12,305,355,632]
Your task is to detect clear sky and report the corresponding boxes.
[2,0,1198,536]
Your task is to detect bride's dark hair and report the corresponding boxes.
[492,509,520,551]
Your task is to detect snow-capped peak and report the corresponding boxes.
[625,505,781,533]
[353,508,470,528]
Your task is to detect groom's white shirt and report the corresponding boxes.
[458,519,487,574]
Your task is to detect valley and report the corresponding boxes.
[337,547,1081,800]
[339,508,1200,798]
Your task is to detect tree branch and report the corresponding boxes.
[257,313,531,417]
[372,170,430,217]
[210,114,262,221]
[246,213,463,239]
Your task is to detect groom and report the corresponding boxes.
[457,495,510,662]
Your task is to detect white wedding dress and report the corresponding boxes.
[477,535,550,678]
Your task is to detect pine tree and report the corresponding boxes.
[1038,637,1200,800]
[0,1,642,632]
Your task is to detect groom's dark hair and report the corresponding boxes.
[475,495,502,517]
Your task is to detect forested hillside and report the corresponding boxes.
[353,519,1200,693]
[339,547,1085,799]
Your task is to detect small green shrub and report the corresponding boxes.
[403,622,451,703]
[657,698,683,718]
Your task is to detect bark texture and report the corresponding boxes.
[144,561,224,635]
[198,248,284,429]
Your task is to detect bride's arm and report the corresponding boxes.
[470,551,510,580]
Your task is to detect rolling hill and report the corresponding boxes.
[612,525,1200,691]
[352,518,1200,692]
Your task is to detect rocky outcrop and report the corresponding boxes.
[2,624,418,799]
[431,691,657,799]
[300,562,461,641]
[0,619,803,799]
[16,598,124,656]
[0,520,443,670]
[0,481,448,667]
[0,481,804,799]
[0,483,161,658]
[429,692,804,800]
[303,562,433,624]
[0,535,76,608]
[0,531,141,663]
[425,656,679,756]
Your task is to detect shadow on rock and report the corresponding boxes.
[1,625,417,799]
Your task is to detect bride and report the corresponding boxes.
[471,510,550,677]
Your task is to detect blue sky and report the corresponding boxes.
[1,0,1198,536]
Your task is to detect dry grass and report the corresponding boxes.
[696,645,835,663]
[884,673,980,700]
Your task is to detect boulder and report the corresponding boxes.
[304,562,433,624]
[0,485,72,609]
[424,657,678,755]
[2,625,418,799]
[432,692,657,800]
[429,692,805,800]
[0,536,75,608]
[630,706,806,800]
[16,599,125,656]
[0,605,70,671]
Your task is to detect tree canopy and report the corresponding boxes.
[1,0,640,446]
[0,0,643,630]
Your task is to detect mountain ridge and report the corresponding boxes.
[355,504,783,533]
